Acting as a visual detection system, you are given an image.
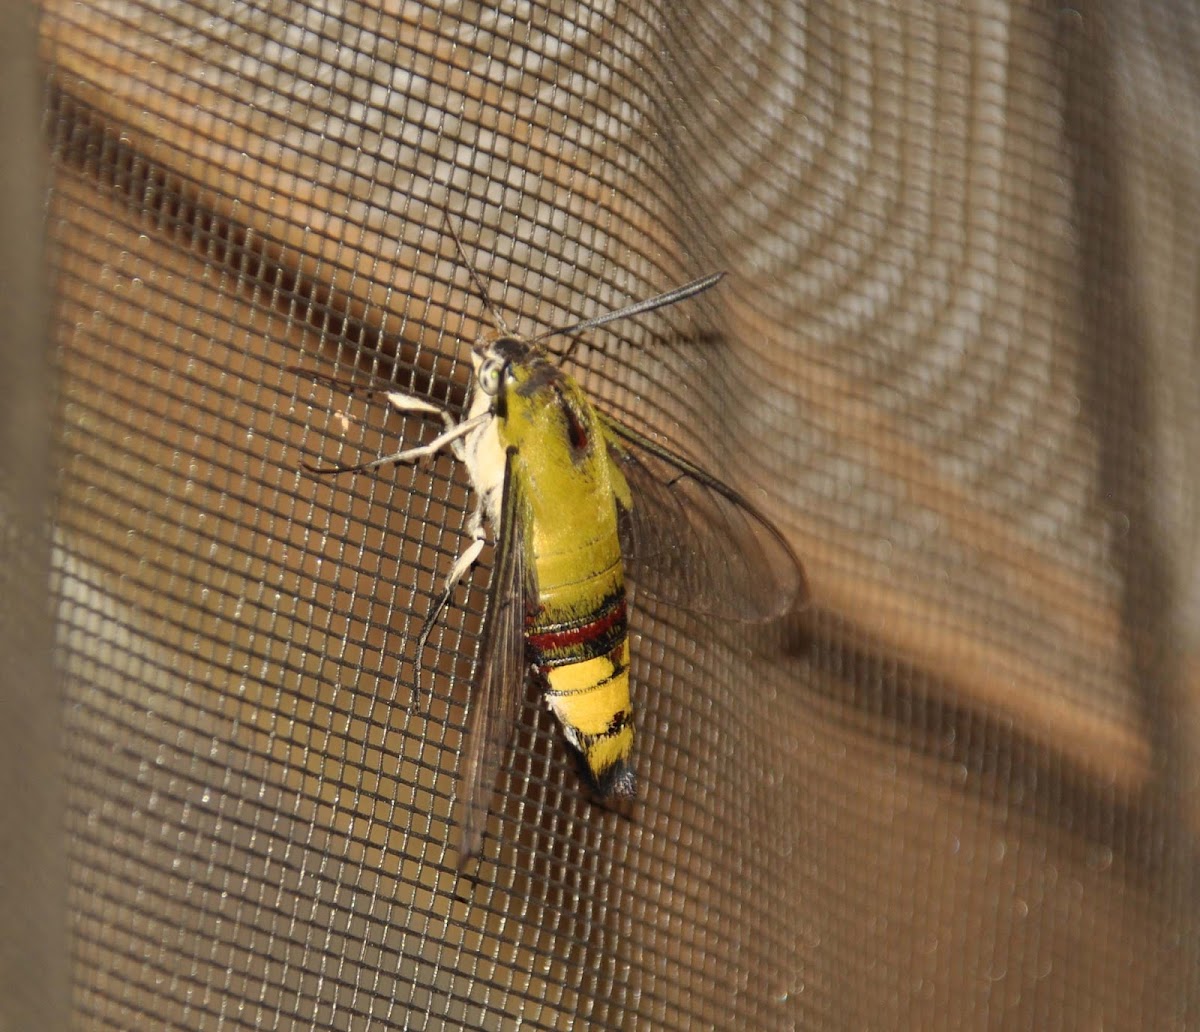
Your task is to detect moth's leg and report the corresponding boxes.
[383,390,471,463]
[411,505,487,700]
[379,392,486,657]
[382,391,455,431]
[303,411,489,476]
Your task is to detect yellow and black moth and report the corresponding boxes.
[298,218,808,863]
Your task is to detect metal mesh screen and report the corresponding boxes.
[11,0,1198,1028]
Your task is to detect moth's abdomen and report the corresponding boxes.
[528,557,636,800]
[502,365,637,800]
[526,587,626,668]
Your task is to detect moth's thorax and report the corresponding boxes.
[464,329,615,545]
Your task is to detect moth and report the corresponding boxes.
[298,218,808,862]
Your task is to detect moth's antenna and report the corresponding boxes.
[436,201,512,336]
[537,271,725,364]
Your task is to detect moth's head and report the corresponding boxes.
[470,333,555,404]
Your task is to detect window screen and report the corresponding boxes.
[5,1,1198,1028]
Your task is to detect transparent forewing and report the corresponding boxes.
[601,416,808,622]
[454,448,530,864]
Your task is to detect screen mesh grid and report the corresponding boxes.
[13,0,1199,1028]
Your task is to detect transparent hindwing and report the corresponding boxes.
[600,414,808,622]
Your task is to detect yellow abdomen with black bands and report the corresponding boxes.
[500,362,638,799]
[525,566,636,799]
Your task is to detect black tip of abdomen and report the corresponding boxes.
[604,762,637,800]
[586,756,637,802]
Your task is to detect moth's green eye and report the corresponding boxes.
[478,358,505,396]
